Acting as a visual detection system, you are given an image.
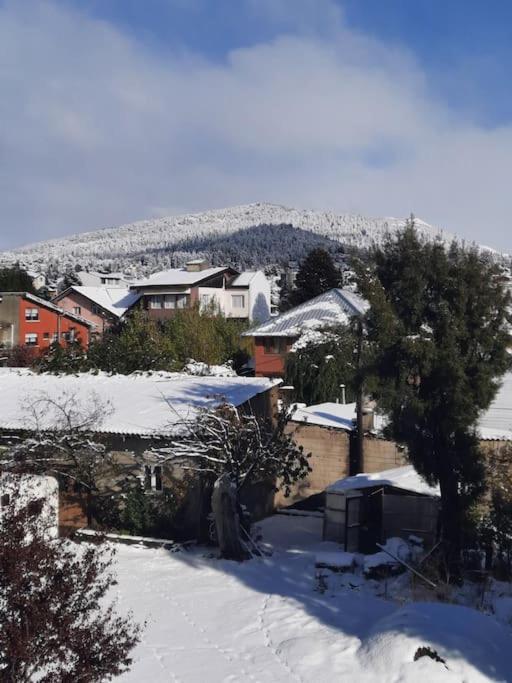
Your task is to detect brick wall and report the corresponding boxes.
[276,422,351,507]
[362,437,408,473]
[277,421,409,508]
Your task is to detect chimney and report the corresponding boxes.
[185,259,209,272]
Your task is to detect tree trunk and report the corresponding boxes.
[353,320,364,474]
[211,474,249,561]
[438,462,462,583]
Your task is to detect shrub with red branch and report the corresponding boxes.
[0,496,141,682]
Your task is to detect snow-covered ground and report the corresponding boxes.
[111,514,512,682]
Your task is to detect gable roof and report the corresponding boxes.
[0,369,280,437]
[59,287,140,318]
[133,266,235,288]
[230,272,259,287]
[243,288,368,337]
[3,292,94,327]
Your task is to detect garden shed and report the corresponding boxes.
[323,466,440,553]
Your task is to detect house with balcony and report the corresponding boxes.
[0,292,92,357]
[242,288,368,377]
[131,260,271,322]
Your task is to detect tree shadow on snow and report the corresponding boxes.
[162,513,512,681]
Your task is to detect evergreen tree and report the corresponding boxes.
[285,325,358,404]
[61,269,82,290]
[290,248,343,306]
[33,340,87,374]
[360,222,512,580]
[87,311,176,374]
[0,265,36,293]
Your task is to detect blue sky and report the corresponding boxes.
[63,0,512,126]
[1,0,511,250]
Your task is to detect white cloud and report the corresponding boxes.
[0,0,511,250]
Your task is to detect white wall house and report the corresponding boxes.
[198,271,271,322]
[133,260,271,323]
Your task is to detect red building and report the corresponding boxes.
[0,292,92,356]
[243,289,368,378]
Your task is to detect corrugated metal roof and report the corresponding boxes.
[478,373,512,440]
[243,288,368,337]
[0,369,280,437]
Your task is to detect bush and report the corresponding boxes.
[121,484,177,538]
[0,492,141,681]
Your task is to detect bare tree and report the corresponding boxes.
[4,391,115,525]
[155,404,311,560]
[0,487,141,681]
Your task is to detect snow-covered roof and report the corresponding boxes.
[477,373,512,441]
[291,402,356,431]
[0,369,280,437]
[243,288,368,337]
[67,286,140,318]
[326,466,439,497]
[230,272,258,287]
[134,266,230,288]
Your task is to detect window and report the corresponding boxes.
[25,333,38,346]
[91,304,101,315]
[25,308,39,321]
[43,332,50,340]
[156,294,188,310]
[51,333,58,343]
[232,295,245,309]
[73,306,81,315]
[143,465,163,492]
[149,295,163,309]
[263,337,287,354]
[165,294,180,310]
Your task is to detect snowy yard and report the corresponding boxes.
[112,514,512,682]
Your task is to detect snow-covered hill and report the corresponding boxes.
[0,203,496,277]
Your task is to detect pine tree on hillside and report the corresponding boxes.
[359,221,512,580]
[290,248,343,306]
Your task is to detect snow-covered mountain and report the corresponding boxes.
[0,203,497,278]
